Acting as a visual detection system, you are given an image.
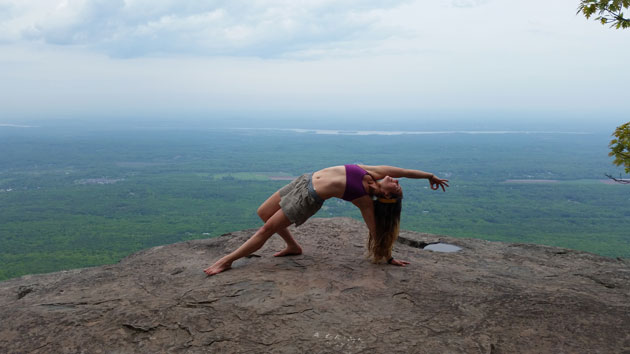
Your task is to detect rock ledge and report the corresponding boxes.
[1,217,629,353]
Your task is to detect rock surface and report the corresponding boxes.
[1,217,629,354]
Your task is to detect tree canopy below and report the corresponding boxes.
[608,122,630,183]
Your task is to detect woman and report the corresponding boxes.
[204,164,449,276]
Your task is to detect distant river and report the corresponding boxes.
[244,128,592,136]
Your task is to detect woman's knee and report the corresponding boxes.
[259,210,291,236]
[256,206,268,220]
[257,206,277,222]
[257,192,282,221]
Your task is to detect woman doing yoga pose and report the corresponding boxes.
[204,164,449,276]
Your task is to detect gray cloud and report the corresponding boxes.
[2,0,409,58]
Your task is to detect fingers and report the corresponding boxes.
[432,182,447,191]
[433,178,449,191]
[392,259,410,266]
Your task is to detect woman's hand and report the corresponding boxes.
[389,258,410,267]
[429,175,449,192]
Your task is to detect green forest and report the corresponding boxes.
[1,126,628,281]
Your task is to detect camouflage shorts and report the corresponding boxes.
[278,173,324,226]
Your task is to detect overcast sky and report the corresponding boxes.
[0,0,628,128]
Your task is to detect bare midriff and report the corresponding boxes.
[311,165,371,201]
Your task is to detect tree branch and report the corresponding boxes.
[605,173,630,184]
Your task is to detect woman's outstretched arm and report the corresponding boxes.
[362,165,433,180]
[360,165,449,191]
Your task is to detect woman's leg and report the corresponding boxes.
[204,208,293,276]
[257,191,303,257]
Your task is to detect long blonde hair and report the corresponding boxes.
[367,195,402,263]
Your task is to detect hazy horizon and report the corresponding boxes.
[1,112,624,135]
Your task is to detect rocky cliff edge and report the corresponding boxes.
[1,217,629,353]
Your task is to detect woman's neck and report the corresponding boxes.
[364,175,378,197]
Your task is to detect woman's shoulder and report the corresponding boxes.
[357,164,384,178]
[358,165,408,180]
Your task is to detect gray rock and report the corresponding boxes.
[0,217,628,353]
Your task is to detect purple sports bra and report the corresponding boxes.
[342,164,369,201]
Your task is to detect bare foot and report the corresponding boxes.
[204,259,232,276]
[273,245,303,257]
